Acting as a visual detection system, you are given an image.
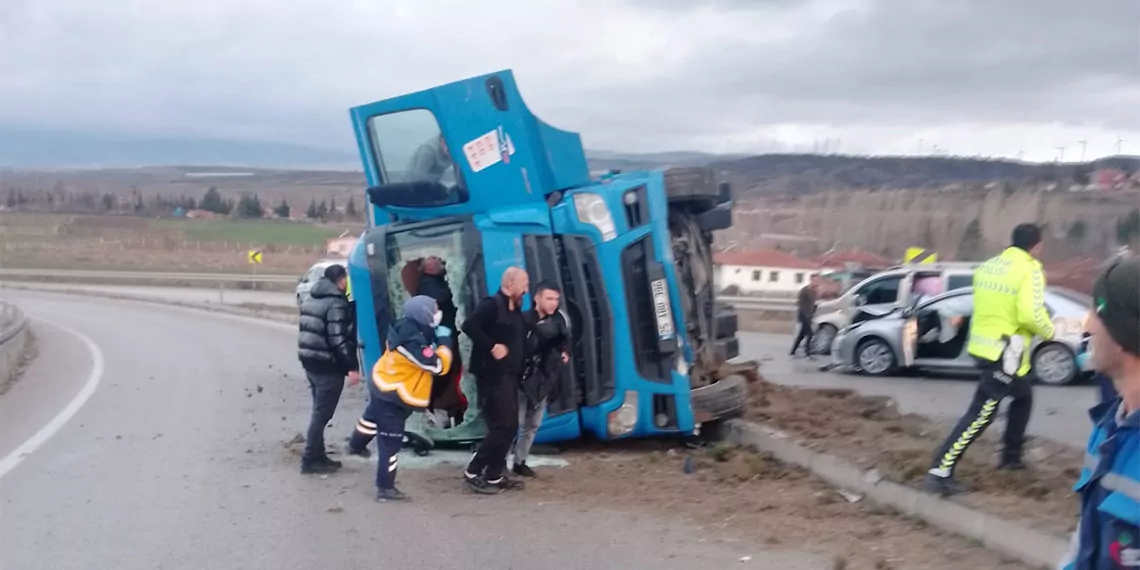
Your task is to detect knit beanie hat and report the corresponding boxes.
[1093,257,1140,356]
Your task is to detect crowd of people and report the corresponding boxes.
[294,225,1139,568]
[295,262,567,501]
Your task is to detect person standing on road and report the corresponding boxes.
[924,224,1055,496]
[297,264,360,475]
[510,281,570,479]
[461,266,530,494]
[344,295,453,502]
[1058,256,1140,570]
[789,274,820,358]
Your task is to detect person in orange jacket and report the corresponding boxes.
[345,295,453,502]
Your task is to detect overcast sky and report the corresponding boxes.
[1,0,1137,161]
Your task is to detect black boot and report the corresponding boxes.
[301,457,342,474]
[376,488,411,502]
[923,473,967,497]
[513,462,537,478]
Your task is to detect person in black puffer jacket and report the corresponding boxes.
[297,264,359,474]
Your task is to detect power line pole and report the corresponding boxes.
[1055,146,1065,162]
[1078,140,1088,162]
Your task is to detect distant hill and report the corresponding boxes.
[0,127,360,170]
[712,154,1140,196]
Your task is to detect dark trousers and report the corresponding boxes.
[348,397,412,490]
[930,359,1033,476]
[303,370,345,462]
[466,373,520,481]
[790,314,814,355]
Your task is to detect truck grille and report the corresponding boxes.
[554,235,614,406]
[621,236,672,383]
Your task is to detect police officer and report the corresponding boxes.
[1059,256,1140,569]
[925,223,1056,496]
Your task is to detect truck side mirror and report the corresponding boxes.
[485,76,509,111]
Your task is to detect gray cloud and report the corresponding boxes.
[0,0,1136,160]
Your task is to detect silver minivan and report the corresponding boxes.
[810,263,979,355]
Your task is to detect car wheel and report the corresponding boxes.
[1033,343,1078,386]
[812,324,837,356]
[856,338,897,376]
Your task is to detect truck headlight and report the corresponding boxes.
[573,193,617,241]
[606,390,639,437]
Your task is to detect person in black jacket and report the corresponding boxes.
[510,281,570,478]
[297,264,360,474]
[461,266,529,494]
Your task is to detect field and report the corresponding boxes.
[0,212,361,274]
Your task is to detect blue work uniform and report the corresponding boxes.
[1060,398,1140,569]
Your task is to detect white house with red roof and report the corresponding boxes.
[714,249,821,295]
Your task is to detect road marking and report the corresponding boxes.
[0,319,105,479]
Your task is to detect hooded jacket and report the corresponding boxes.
[371,296,453,409]
[297,277,358,375]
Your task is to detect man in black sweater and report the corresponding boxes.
[296,264,360,474]
[461,266,530,494]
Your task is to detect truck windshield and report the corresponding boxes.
[367,110,467,206]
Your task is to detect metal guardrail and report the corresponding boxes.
[0,301,29,346]
[0,268,799,312]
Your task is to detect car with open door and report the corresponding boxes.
[829,287,1091,385]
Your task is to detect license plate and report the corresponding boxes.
[651,278,675,340]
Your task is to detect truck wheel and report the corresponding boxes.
[664,167,720,212]
[715,337,740,360]
[691,374,748,423]
[714,306,738,339]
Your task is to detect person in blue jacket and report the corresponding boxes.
[1060,256,1140,569]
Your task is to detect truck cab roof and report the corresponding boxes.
[350,70,591,218]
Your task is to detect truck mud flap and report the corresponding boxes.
[690,375,748,423]
[714,337,740,361]
[696,204,732,232]
[714,305,738,339]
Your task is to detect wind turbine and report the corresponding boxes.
[1115,137,1125,155]
[1078,140,1088,162]
[1055,146,1065,163]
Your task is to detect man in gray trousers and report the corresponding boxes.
[510,281,569,478]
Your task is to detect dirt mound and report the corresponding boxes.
[745,380,1082,537]
[521,442,1031,570]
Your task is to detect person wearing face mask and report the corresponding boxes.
[461,266,530,494]
[344,295,453,502]
[1058,256,1140,570]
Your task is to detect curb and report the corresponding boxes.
[0,301,32,387]
[0,283,299,327]
[725,419,1066,569]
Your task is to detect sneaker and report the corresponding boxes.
[491,476,526,491]
[376,488,411,502]
[317,456,343,468]
[923,473,966,497]
[301,460,341,475]
[513,463,537,478]
[464,472,502,495]
[345,445,371,459]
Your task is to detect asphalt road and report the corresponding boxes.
[738,332,1099,448]
[0,292,826,570]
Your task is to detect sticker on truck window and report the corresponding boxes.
[651,278,675,340]
[463,128,516,173]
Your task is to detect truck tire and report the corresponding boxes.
[714,336,740,360]
[690,374,748,423]
[697,204,733,232]
[664,167,720,211]
[715,306,738,339]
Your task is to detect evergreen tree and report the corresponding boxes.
[6,189,17,208]
[236,194,264,218]
[306,198,319,219]
[1117,208,1140,246]
[345,196,358,219]
[317,200,329,219]
[102,193,115,211]
[274,199,291,219]
[200,187,227,214]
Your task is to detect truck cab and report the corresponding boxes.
[346,70,749,451]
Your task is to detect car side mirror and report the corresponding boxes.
[854,294,867,307]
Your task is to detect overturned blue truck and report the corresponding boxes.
[345,70,751,453]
